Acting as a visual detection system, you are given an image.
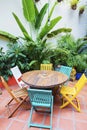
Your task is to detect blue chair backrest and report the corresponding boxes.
[59,65,72,79]
[27,89,52,107]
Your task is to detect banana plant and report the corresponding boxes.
[0,0,72,80]
[12,0,71,43]
[0,0,71,43]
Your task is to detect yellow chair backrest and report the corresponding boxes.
[40,64,53,70]
[75,74,87,93]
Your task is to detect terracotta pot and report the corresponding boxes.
[0,81,3,88]
[0,76,17,88]
[7,76,17,86]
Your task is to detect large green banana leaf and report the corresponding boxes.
[22,0,35,22]
[39,16,62,39]
[35,3,48,29]
[47,28,72,38]
[46,1,58,24]
[0,30,18,42]
[34,3,39,18]
[12,13,33,41]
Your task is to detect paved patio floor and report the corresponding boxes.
[0,81,87,130]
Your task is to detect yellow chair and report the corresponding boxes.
[60,74,87,112]
[40,64,53,70]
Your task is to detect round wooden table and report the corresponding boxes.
[21,70,68,89]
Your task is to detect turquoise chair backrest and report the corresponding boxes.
[59,65,72,79]
[27,89,52,107]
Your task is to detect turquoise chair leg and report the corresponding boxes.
[50,96,53,130]
[27,89,53,129]
[28,104,53,129]
[28,106,33,128]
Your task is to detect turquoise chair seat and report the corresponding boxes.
[32,102,51,107]
[27,88,53,130]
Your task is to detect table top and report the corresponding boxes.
[21,70,68,89]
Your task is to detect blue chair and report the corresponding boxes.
[59,65,72,79]
[55,65,72,95]
[27,88,53,130]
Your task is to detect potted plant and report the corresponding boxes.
[57,0,63,2]
[0,42,37,84]
[79,5,86,15]
[70,0,79,10]
[0,47,17,88]
[0,0,71,46]
[0,47,12,81]
[54,34,87,79]
[35,0,40,2]
[0,0,72,80]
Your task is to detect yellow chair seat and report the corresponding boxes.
[60,86,76,95]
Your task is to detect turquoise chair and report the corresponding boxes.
[59,65,72,79]
[27,89,53,130]
[58,65,72,88]
[54,65,72,100]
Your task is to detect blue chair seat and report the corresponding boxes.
[32,102,51,107]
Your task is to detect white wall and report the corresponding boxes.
[0,0,87,51]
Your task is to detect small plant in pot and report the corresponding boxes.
[0,47,12,81]
[35,0,40,2]
[75,55,87,80]
[57,0,63,2]
[70,0,79,10]
[79,5,86,15]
